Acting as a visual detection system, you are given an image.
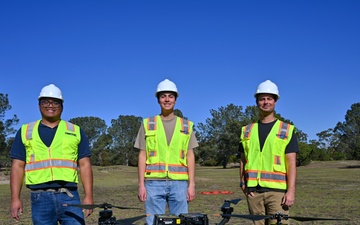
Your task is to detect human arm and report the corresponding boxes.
[10,159,25,221]
[282,152,297,207]
[137,150,147,202]
[239,153,254,197]
[78,157,94,218]
[186,149,196,202]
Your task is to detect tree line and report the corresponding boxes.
[1,93,359,168]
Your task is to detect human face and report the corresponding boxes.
[39,98,62,121]
[256,94,276,113]
[158,92,176,111]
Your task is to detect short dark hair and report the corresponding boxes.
[156,91,178,100]
[255,94,278,102]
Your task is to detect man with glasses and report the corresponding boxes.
[10,84,94,225]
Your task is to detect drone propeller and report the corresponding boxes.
[63,202,143,210]
[115,214,147,225]
[221,198,241,208]
[286,215,350,222]
[220,214,270,221]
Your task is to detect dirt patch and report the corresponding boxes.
[0,180,9,184]
[0,171,10,185]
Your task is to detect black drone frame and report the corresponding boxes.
[64,199,349,225]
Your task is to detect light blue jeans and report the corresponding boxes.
[145,180,188,225]
[30,188,85,225]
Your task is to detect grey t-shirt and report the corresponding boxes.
[134,116,199,150]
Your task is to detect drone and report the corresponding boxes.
[63,202,146,225]
[65,199,350,225]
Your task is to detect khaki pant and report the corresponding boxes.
[247,191,290,225]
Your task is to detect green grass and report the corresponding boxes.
[0,161,359,225]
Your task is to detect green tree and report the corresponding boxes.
[0,93,19,167]
[92,133,113,166]
[69,116,107,148]
[174,109,186,119]
[196,104,244,168]
[334,103,360,160]
[107,115,142,166]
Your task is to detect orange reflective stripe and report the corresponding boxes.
[65,122,76,132]
[146,163,166,173]
[244,123,255,138]
[277,121,290,140]
[274,155,281,165]
[180,150,185,159]
[25,122,36,141]
[259,171,287,183]
[149,150,156,157]
[147,116,157,131]
[168,164,188,174]
[180,118,190,134]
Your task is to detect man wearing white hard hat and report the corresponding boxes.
[239,80,299,225]
[134,79,198,225]
[10,84,94,224]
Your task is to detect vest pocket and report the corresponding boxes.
[145,133,156,149]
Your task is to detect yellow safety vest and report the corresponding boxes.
[240,120,294,190]
[21,120,80,185]
[144,116,193,180]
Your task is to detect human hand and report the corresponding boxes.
[138,186,147,202]
[11,199,23,221]
[187,186,196,202]
[82,196,94,218]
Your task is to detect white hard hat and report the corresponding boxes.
[155,79,179,97]
[38,84,64,102]
[254,80,280,99]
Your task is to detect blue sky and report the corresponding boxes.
[1,0,359,141]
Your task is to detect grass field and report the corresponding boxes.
[0,160,359,225]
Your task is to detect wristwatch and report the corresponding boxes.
[240,181,245,188]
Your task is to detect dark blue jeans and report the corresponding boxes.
[30,188,85,225]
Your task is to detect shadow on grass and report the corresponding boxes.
[338,165,360,169]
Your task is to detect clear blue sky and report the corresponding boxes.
[1,0,359,140]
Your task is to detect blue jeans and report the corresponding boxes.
[145,180,188,225]
[30,188,85,225]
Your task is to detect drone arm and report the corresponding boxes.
[217,218,230,225]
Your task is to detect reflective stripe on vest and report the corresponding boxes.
[25,122,36,141]
[146,116,190,134]
[147,116,157,131]
[245,121,290,139]
[25,159,77,171]
[243,123,255,139]
[277,121,290,140]
[245,171,287,183]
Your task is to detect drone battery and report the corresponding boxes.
[154,214,182,225]
[179,213,209,225]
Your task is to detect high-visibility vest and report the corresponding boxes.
[143,116,193,180]
[21,120,80,185]
[240,120,294,190]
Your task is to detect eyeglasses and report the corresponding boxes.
[40,99,62,108]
